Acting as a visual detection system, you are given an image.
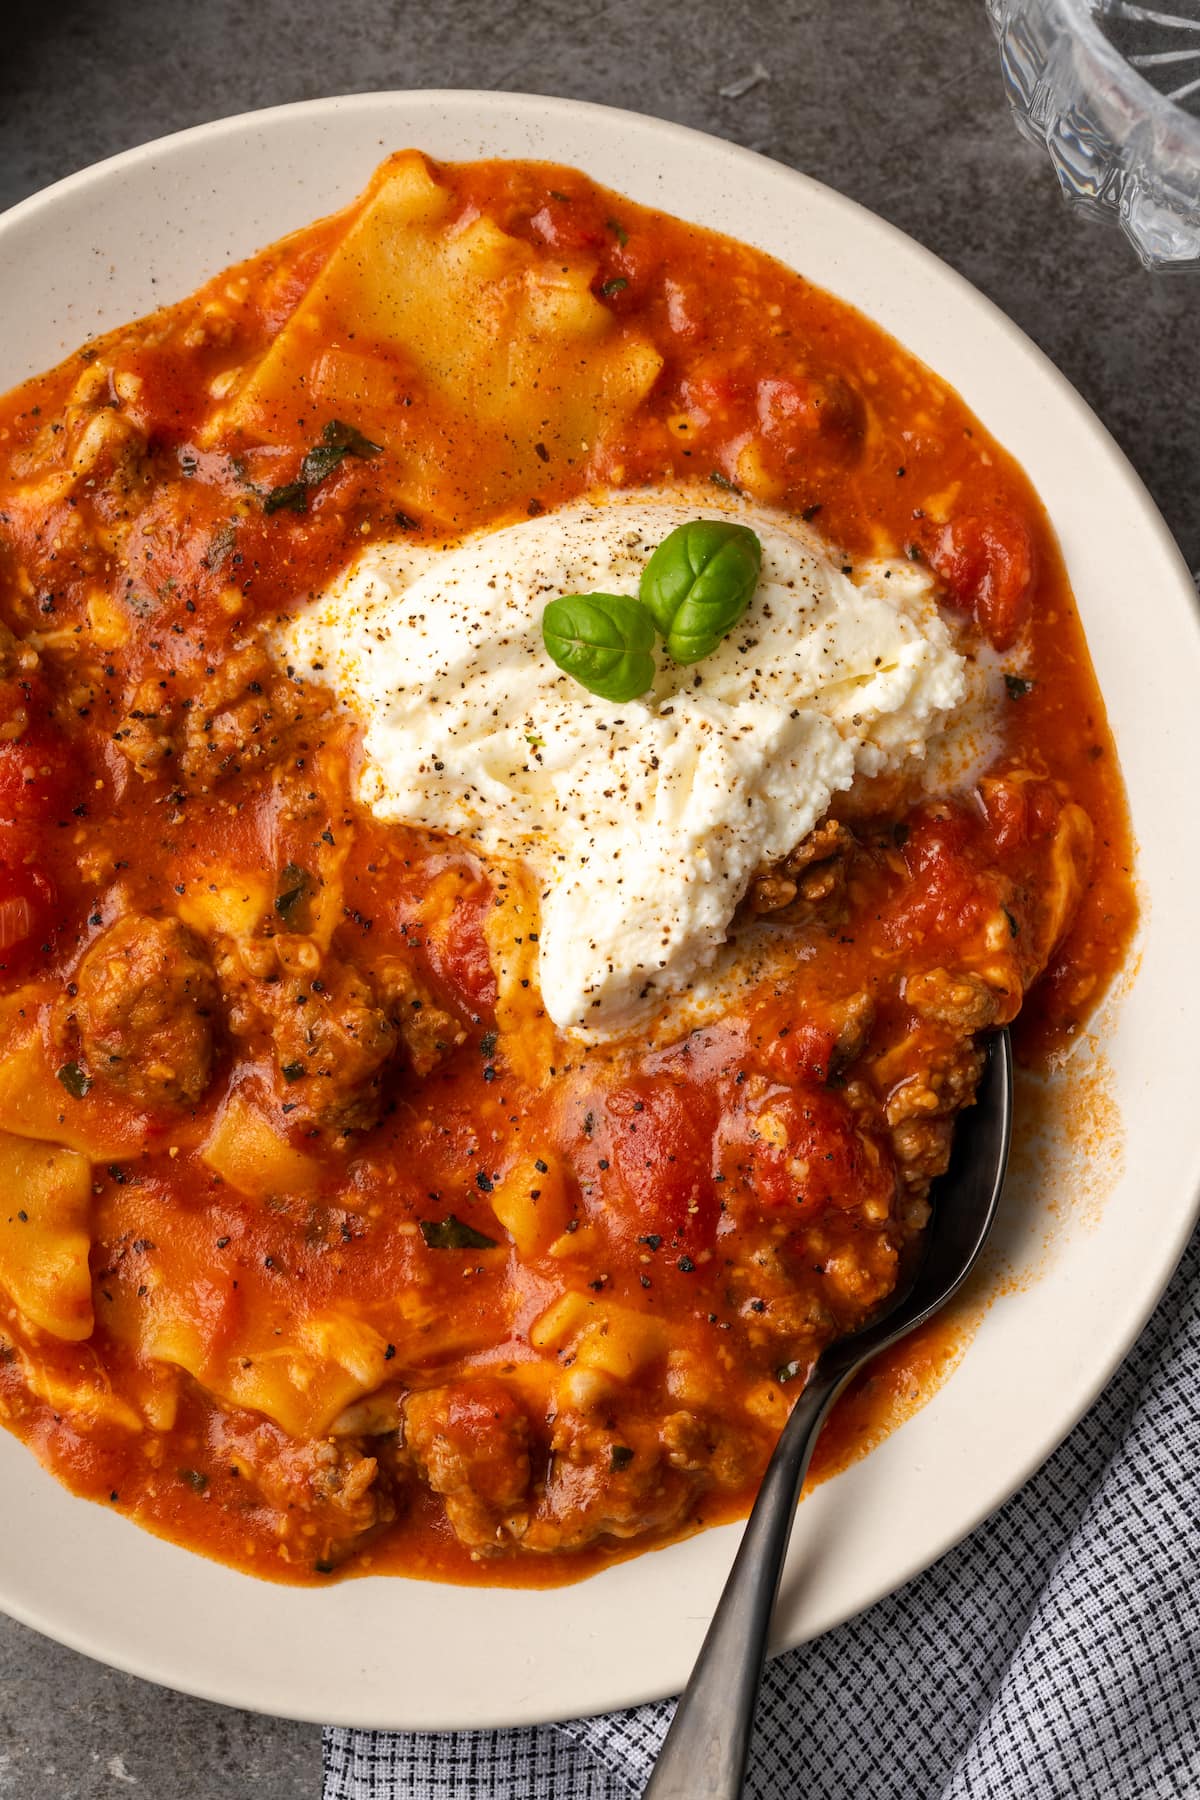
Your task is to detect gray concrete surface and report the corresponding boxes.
[0,1616,315,1797]
[0,2,1195,1795]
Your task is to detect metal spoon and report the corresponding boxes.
[642,1027,1013,1800]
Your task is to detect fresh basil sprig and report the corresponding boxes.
[541,518,764,701]
[640,519,762,665]
[542,593,658,703]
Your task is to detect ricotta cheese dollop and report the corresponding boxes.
[280,495,966,1032]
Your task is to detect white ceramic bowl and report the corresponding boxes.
[1,93,1198,1731]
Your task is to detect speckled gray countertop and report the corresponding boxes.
[0,3,1196,1795]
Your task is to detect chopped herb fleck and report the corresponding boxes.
[206,520,239,566]
[265,420,382,517]
[178,1468,208,1494]
[600,277,628,297]
[300,418,383,486]
[710,470,743,496]
[1004,674,1035,700]
[609,1444,635,1471]
[281,1060,306,1083]
[419,1215,500,1251]
[56,1061,92,1099]
[776,1359,804,1384]
[275,862,313,924]
[263,480,309,516]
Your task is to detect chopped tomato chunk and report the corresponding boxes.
[0,858,54,952]
[680,358,752,422]
[605,1078,717,1248]
[527,195,607,254]
[755,371,864,458]
[981,774,1065,854]
[981,778,1029,853]
[755,1017,840,1087]
[883,804,991,948]
[0,698,72,824]
[924,509,1036,651]
[425,881,497,1014]
[722,1083,890,1221]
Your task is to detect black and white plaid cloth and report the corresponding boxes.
[324,1223,1200,1798]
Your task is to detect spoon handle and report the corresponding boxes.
[641,1359,846,1800]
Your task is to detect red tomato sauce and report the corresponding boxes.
[0,154,1135,1585]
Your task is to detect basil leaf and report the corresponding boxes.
[56,1061,92,1099]
[321,418,383,459]
[542,593,657,703]
[266,420,382,516]
[640,519,762,665]
[300,419,383,486]
[299,443,347,486]
[264,481,309,515]
[419,1214,500,1250]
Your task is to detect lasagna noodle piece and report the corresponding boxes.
[221,151,664,510]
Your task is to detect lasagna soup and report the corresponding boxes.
[0,153,1134,1582]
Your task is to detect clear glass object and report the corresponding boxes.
[986,0,1200,269]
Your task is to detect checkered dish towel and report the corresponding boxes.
[324,1219,1200,1800]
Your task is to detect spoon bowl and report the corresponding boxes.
[643,1027,1014,1799]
